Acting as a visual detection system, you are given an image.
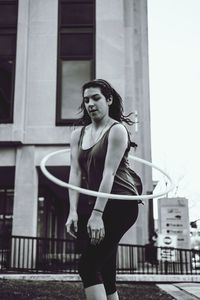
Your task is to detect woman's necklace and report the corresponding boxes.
[90,120,110,144]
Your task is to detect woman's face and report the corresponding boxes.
[83,87,110,121]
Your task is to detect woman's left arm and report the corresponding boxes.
[87,124,128,244]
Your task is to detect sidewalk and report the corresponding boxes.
[158,283,200,299]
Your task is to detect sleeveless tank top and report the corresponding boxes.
[78,123,139,207]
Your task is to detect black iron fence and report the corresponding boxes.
[0,235,200,274]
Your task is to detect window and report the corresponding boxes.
[0,189,14,243]
[56,0,95,125]
[0,0,18,123]
[37,193,57,239]
[38,166,70,239]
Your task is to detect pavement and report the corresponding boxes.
[157,283,200,299]
[0,274,200,299]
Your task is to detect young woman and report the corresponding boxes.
[65,79,142,300]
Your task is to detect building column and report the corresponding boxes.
[12,146,38,237]
[11,146,38,269]
[123,0,152,246]
[96,0,125,98]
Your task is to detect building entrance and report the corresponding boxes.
[0,167,15,269]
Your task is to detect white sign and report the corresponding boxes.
[157,234,177,262]
[158,198,190,249]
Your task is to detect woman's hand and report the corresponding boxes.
[65,210,78,239]
[87,211,105,245]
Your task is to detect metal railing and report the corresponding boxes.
[0,235,200,274]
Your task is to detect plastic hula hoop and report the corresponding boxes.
[40,149,175,200]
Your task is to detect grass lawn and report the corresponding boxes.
[0,280,174,300]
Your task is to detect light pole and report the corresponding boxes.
[190,218,200,228]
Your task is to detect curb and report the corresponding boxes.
[0,274,200,282]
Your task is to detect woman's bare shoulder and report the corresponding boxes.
[110,123,128,137]
[108,123,128,146]
[70,127,83,144]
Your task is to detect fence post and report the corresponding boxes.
[11,236,37,270]
[164,260,168,274]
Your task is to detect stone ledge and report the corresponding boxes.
[0,274,200,282]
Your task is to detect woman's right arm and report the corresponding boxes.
[65,128,82,238]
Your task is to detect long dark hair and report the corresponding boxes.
[75,79,135,126]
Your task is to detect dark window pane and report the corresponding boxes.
[61,3,94,26]
[0,190,5,213]
[0,34,16,56]
[60,0,93,2]
[0,4,18,27]
[0,188,14,242]
[0,59,14,121]
[60,33,93,57]
[5,190,14,214]
[60,60,91,119]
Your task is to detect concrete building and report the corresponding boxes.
[0,0,153,266]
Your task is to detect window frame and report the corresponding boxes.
[56,57,94,124]
[56,0,96,126]
[0,0,18,124]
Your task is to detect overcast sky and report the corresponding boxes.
[147,0,200,221]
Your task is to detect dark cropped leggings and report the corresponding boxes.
[77,200,139,295]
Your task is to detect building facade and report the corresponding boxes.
[0,0,153,258]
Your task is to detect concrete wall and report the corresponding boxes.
[12,146,38,236]
[96,0,125,98]
[124,0,153,245]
